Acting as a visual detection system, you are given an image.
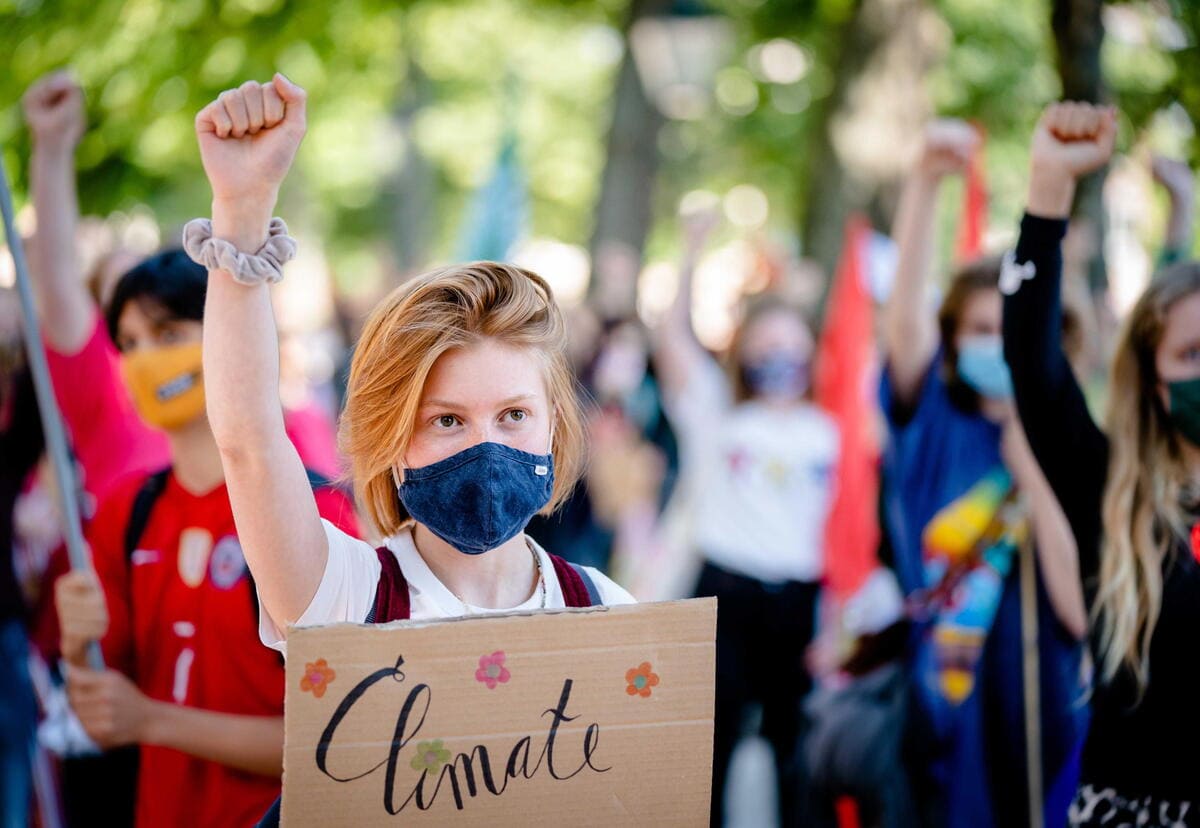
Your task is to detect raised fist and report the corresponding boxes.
[195,74,307,204]
[1151,155,1194,205]
[1030,101,1117,180]
[23,71,85,152]
[916,119,980,179]
[1025,101,1117,217]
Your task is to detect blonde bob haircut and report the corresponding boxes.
[340,261,587,537]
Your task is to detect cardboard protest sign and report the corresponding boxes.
[282,598,716,826]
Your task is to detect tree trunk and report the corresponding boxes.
[1052,0,1107,294]
[587,0,670,319]
[799,0,940,302]
[385,38,436,279]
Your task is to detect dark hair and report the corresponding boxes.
[937,256,1001,410]
[938,255,1083,411]
[105,249,207,345]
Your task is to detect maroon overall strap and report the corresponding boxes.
[367,546,411,622]
[367,548,597,622]
[550,554,595,608]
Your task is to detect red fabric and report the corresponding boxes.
[283,400,341,480]
[836,796,861,828]
[549,555,592,608]
[45,313,341,507]
[369,551,595,623]
[80,471,358,828]
[813,214,881,599]
[370,546,412,623]
[956,129,988,262]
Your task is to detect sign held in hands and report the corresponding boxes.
[283,599,716,826]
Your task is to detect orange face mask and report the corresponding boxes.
[119,342,206,431]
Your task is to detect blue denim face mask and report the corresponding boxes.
[956,335,1013,400]
[396,442,554,555]
[741,352,810,400]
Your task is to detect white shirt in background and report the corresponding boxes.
[666,358,840,585]
[259,520,635,654]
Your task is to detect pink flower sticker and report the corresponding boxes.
[475,651,511,690]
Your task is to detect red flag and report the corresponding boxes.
[813,214,880,599]
[956,128,988,262]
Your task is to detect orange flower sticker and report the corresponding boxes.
[300,658,336,698]
[625,662,659,698]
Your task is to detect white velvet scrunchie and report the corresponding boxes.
[182,217,297,286]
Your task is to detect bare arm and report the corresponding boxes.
[653,207,720,400]
[23,72,94,353]
[883,120,978,405]
[1003,420,1086,640]
[196,77,327,629]
[66,664,283,776]
[145,703,283,776]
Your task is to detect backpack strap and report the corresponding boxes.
[123,468,172,560]
[571,562,602,606]
[366,546,411,623]
[549,554,600,608]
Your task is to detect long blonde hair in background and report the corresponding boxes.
[1095,262,1200,693]
[338,261,587,537]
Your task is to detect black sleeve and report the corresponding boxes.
[1002,214,1109,588]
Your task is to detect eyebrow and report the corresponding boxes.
[419,393,539,410]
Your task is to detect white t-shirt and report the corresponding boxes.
[666,358,840,584]
[259,520,636,654]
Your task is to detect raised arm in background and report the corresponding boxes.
[1002,418,1087,639]
[652,206,720,400]
[884,120,979,406]
[195,76,327,629]
[22,72,93,353]
[1151,155,1195,266]
[1003,102,1116,582]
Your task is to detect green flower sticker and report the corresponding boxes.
[411,739,451,774]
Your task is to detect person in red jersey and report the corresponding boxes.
[52,239,360,828]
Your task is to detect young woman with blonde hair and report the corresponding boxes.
[189,75,631,663]
[1004,101,1200,824]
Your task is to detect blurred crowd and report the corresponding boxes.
[2,64,1199,828]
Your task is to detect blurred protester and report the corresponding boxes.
[881,119,1088,827]
[22,71,361,827]
[528,314,678,576]
[48,252,360,828]
[23,72,169,510]
[1005,102,1200,825]
[0,289,44,828]
[654,206,837,826]
[584,404,669,595]
[1151,155,1195,268]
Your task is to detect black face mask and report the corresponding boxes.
[1167,377,1200,448]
